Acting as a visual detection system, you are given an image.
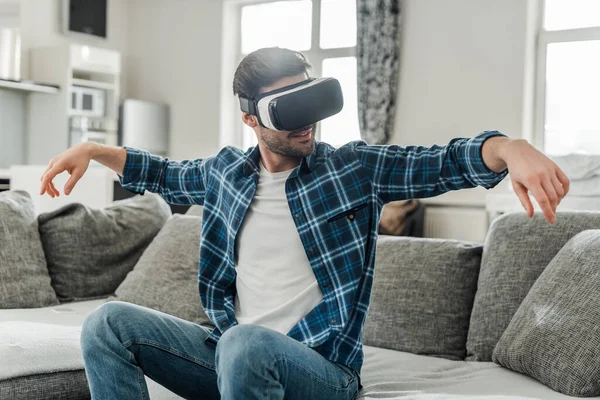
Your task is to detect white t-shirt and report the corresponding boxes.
[233,161,323,334]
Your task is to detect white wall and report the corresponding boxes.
[124,0,224,160]
[390,0,536,148]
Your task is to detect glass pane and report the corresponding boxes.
[320,57,361,146]
[241,1,312,54]
[544,41,600,155]
[320,0,357,49]
[544,0,600,31]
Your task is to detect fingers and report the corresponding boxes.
[513,181,534,217]
[64,169,84,195]
[556,167,570,196]
[40,165,63,195]
[541,176,562,216]
[551,175,565,202]
[50,181,60,197]
[528,177,555,224]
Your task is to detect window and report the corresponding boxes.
[536,0,600,155]
[237,0,360,149]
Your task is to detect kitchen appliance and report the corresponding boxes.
[69,116,117,148]
[119,99,169,155]
[70,86,105,117]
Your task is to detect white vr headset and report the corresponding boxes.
[238,77,344,132]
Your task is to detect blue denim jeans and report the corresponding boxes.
[80,301,359,399]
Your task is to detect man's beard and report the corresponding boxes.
[260,124,316,158]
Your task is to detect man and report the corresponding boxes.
[40,47,569,400]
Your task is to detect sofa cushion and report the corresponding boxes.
[185,205,204,217]
[0,191,58,309]
[358,346,588,399]
[493,230,600,397]
[112,214,212,326]
[363,236,482,360]
[37,194,171,302]
[467,212,600,361]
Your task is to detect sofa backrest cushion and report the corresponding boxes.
[467,211,600,361]
[363,235,483,360]
[493,230,600,397]
[38,193,171,302]
[112,214,212,326]
[0,191,59,308]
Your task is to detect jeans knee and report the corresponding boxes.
[216,324,282,374]
[80,301,133,351]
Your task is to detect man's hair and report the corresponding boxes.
[232,47,311,100]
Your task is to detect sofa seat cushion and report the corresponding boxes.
[0,299,185,400]
[359,346,599,399]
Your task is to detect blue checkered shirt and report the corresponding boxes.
[118,130,507,376]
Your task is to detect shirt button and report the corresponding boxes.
[309,247,314,253]
[331,319,337,324]
[348,214,355,221]
[221,321,227,327]
[323,282,328,288]
[295,213,300,219]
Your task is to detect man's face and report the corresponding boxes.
[249,74,316,158]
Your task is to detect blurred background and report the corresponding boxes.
[1,0,599,242]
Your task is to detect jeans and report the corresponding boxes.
[80,301,359,400]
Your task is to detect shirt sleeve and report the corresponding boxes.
[352,130,509,204]
[118,146,211,206]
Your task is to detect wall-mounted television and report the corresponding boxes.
[62,0,107,39]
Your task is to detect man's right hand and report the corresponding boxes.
[40,142,96,198]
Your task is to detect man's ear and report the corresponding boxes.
[242,112,258,128]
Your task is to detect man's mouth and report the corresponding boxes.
[290,127,312,138]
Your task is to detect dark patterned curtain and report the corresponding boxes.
[357,0,401,145]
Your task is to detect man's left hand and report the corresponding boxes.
[483,137,570,224]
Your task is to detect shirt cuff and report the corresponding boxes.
[117,146,151,195]
[460,130,509,189]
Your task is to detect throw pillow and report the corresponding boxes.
[363,235,483,360]
[0,191,58,308]
[493,230,600,397]
[466,211,600,361]
[37,193,171,302]
[112,214,212,326]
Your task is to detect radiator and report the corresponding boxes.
[424,206,488,243]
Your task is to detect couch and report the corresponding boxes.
[2,189,600,399]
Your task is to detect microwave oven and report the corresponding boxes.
[70,86,105,117]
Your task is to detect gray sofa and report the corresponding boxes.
[2,189,600,399]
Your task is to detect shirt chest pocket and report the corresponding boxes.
[326,201,369,223]
[323,199,372,252]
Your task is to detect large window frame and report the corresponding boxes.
[221,0,357,150]
[534,0,600,153]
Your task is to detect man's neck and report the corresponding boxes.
[259,146,301,173]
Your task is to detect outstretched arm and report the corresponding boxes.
[353,131,569,223]
[40,143,211,206]
[116,146,211,206]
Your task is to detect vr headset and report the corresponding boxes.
[238,77,344,132]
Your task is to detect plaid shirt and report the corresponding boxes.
[119,130,507,375]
